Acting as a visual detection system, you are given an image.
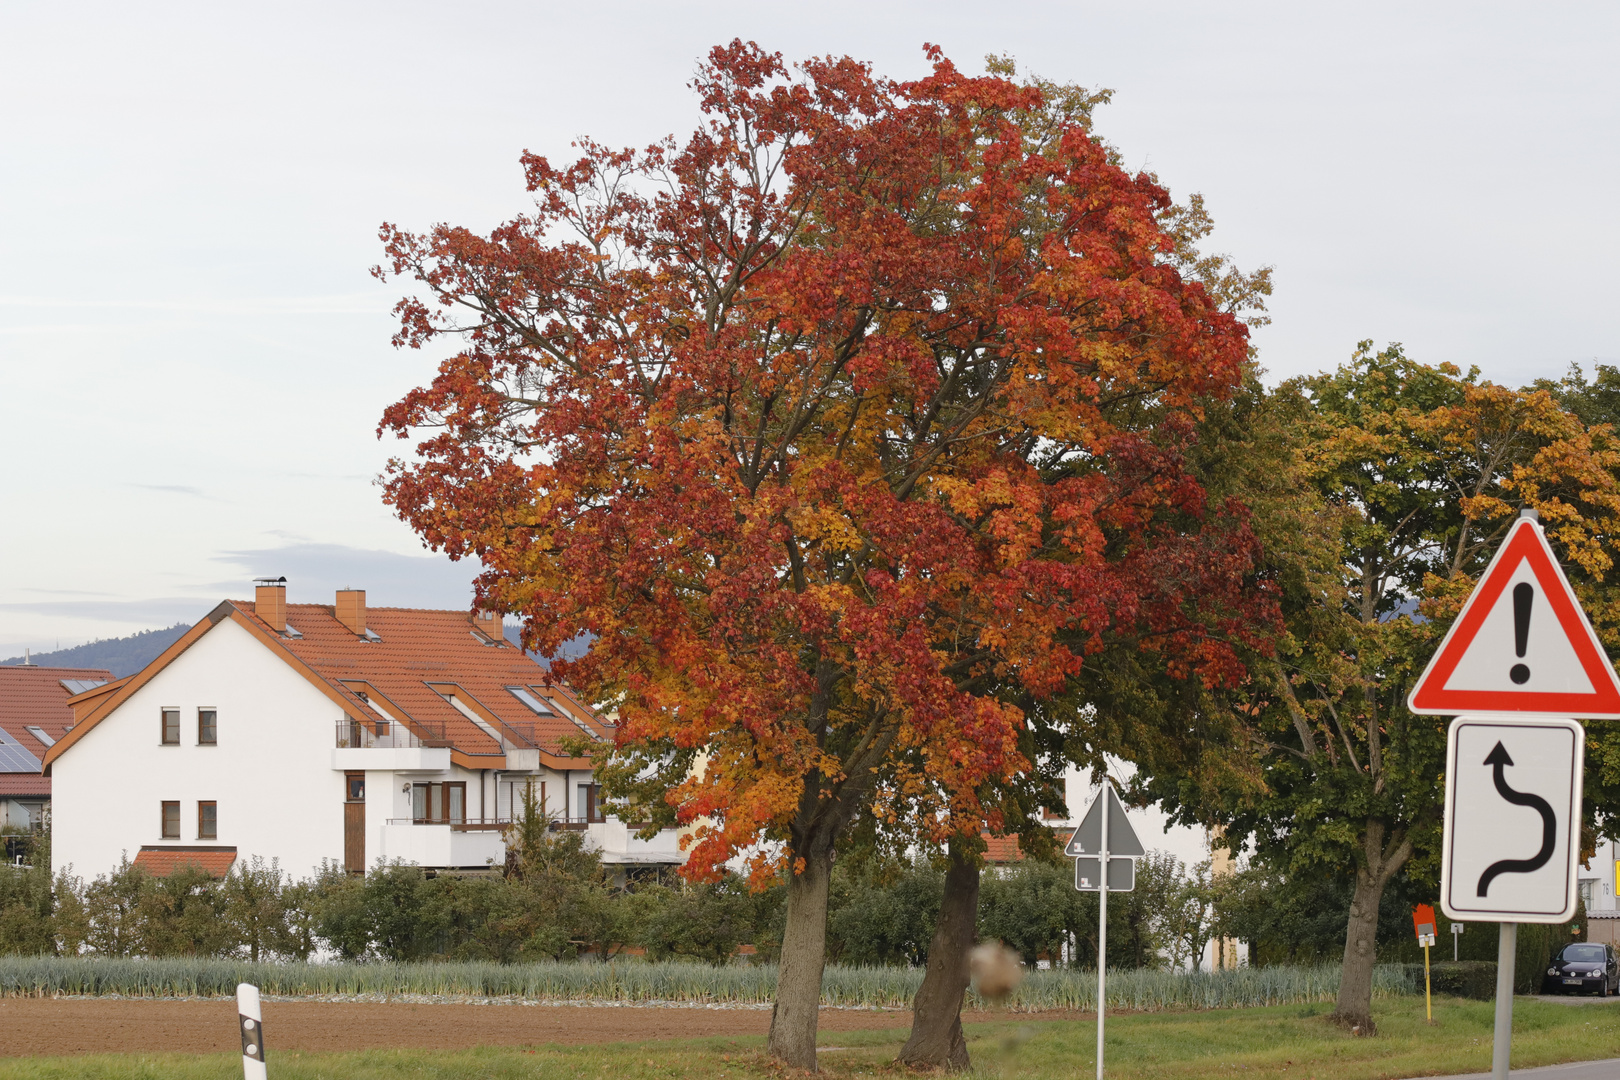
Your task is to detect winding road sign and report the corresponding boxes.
[1408,516,1620,718]
[1440,716,1584,923]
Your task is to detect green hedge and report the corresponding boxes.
[1423,961,1497,1000]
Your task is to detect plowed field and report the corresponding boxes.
[0,999,1072,1058]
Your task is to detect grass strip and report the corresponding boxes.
[2,996,1616,1079]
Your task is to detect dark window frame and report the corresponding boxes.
[584,783,606,824]
[197,801,217,840]
[160,800,180,839]
[411,781,467,824]
[197,709,217,746]
[160,709,180,746]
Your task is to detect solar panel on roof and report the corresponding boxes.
[0,743,42,772]
[59,678,107,695]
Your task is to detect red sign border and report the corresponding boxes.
[1408,518,1620,717]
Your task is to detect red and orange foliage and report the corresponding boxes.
[376,42,1269,884]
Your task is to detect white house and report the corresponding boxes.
[43,580,684,881]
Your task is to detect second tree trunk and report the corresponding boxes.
[898,840,980,1070]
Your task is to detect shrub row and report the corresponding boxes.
[1,827,1223,970]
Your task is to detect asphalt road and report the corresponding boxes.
[1404,1060,1620,1079]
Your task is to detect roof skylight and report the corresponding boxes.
[506,686,556,716]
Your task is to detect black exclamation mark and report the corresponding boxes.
[1510,582,1533,684]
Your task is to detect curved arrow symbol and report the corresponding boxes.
[1477,741,1557,896]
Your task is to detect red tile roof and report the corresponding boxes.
[132,846,237,878]
[983,834,1024,864]
[44,600,607,773]
[0,666,111,792]
[0,775,50,797]
[982,826,1071,864]
[239,602,610,762]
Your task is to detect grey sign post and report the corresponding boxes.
[1067,782,1143,1080]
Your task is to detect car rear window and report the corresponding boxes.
[1561,944,1606,963]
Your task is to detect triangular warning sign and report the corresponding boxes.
[1409,515,1620,717]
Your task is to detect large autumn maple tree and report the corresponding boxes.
[376,42,1263,1068]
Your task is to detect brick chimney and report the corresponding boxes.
[336,589,366,636]
[254,577,287,633]
[472,610,501,639]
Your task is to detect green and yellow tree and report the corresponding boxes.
[1148,343,1620,1031]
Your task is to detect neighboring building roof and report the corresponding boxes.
[132,846,237,878]
[983,826,1071,865]
[44,600,606,774]
[0,666,112,790]
[983,834,1024,864]
[0,774,50,797]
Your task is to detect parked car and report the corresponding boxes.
[1542,942,1620,996]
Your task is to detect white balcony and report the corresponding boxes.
[581,819,685,865]
[378,822,505,869]
[331,746,450,773]
[333,717,451,773]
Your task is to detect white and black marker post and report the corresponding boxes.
[237,982,266,1080]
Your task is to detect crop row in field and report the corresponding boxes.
[0,956,1418,1011]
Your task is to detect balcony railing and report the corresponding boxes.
[336,717,448,749]
[381,813,675,833]
[387,816,513,832]
[486,718,536,752]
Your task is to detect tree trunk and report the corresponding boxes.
[768,843,833,1070]
[898,841,980,1071]
[1332,865,1386,1033]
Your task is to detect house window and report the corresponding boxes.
[197,801,217,840]
[161,801,180,839]
[198,709,217,745]
[581,783,605,823]
[412,782,466,824]
[161,709,180,745]
[1580,879,1596,910]
[346,773,365,802]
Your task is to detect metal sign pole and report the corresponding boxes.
[1096,784,1109,1080]
[1492,922,1516,1080]
[1423,940,1432,1023]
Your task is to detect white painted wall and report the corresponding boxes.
[1582,838,1620,914]
[51,618,348,881]
[378,823,504,868]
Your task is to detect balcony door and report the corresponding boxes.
[412,782,466,824]
[343,771,365,874]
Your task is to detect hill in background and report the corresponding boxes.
[0,624,191,678]
[0,621,584,681]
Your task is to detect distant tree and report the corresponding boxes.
[1149,344,1620,1031]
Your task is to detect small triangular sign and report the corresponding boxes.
[1064,783,1145,858]
[1408,515,1620,717]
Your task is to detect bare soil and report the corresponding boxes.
[0,999,1080,1058]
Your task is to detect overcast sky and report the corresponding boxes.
[1,1,1616,653]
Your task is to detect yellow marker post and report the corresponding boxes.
[1413,904,1437,1023]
